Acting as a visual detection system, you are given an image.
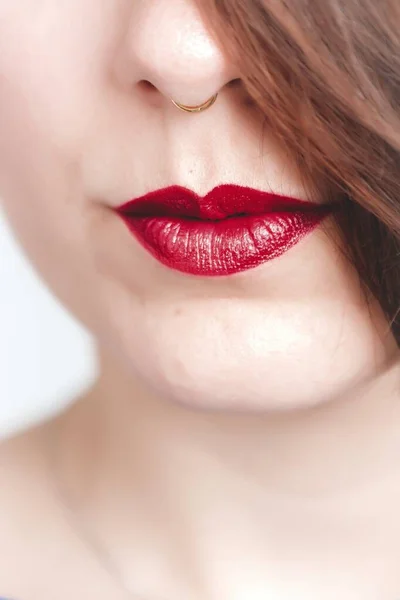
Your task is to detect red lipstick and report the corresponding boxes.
[115,185,331,276]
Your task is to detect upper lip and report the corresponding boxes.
[116,184,323,220]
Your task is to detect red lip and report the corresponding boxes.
[115,184,331,276]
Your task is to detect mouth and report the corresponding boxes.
[115,184,332,277]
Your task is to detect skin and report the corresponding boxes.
[0,1,399,598]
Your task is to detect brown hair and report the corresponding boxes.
[196,0,400,344]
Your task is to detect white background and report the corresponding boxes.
[0,209,96,439]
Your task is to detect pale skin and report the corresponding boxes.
[0,1,399,599]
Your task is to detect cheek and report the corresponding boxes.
[0,0,119,195]
[0,77,102,332]
[0,5,112,322]
[0,35,82,209]
[0,69,78,259]
[0,120,94,321]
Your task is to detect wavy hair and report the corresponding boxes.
[196,0,400,343]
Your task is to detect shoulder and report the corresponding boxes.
[0,423,49,511]
[0,423,50,516]
[0,421,52,493]
[0,419,120,598]
[0,422,60,595]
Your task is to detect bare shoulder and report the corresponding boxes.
[0,424,52,561]
[0,421,51,516]
[0,419,71,597]
[0,419,45,462]
[0,416,115,599]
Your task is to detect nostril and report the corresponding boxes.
[137,79,163,105]
[139,80,158,92]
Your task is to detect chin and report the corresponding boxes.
[96,289,393,415]
[110,329,376,415]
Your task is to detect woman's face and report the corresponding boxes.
[0,0,395,411]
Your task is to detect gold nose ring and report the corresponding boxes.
[170,93,218,113]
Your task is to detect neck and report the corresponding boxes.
[67,343,400,495]
[55,343,400,596]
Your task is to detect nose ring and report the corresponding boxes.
[170,93,218,113]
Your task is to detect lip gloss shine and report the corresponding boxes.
[115,184,331,276]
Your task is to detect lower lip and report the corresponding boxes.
[117,208,330,277]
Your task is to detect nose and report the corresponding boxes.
[122,0,238,108]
